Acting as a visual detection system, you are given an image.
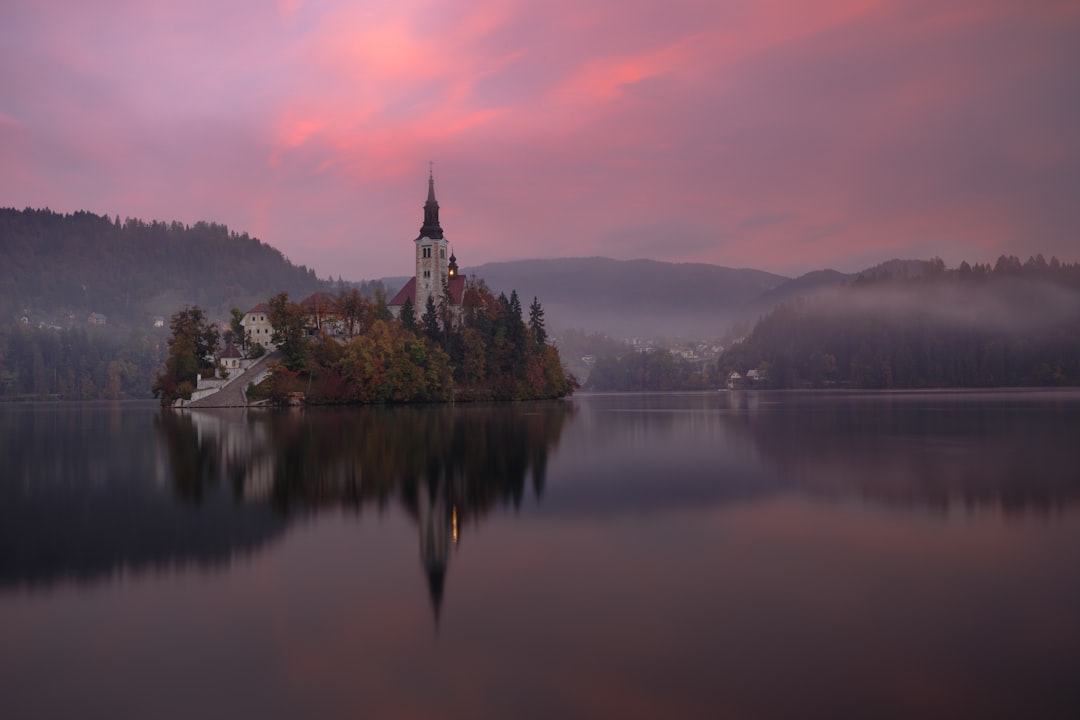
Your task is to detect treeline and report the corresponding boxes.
[0,322,161,399]
[267,280,575,403]
[0,207,325,327]
[719,255,1080,389]
[585,351,710,391]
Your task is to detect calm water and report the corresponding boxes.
[2,391,1080,719]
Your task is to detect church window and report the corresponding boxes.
[440,248,445,259]
[422,246,432,259]
[423,270,431,279]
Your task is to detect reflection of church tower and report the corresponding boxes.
[417,478,455,626]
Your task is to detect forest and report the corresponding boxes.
[718,255,1080,389]
[0,207,328,400]
[585,350,711,392]
[0,207,325,326]
[154,278,576,406]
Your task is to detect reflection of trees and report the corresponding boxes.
[1,404,285,590]
[161,401,574,619]
[179,402,574,514]
[739,393,1080,514]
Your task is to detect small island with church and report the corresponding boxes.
[153,172,576,407]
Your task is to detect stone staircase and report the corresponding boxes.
[179,350,282,408]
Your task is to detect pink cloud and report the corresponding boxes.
[1,0,1078,280]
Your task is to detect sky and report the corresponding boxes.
[2,0,1078,281]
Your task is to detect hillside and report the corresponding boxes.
[453,257,788,339]
[0,207,326,328]
[719,257,1080,388]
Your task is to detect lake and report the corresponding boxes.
[2,390,1080,719]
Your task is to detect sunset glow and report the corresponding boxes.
[1,0,1077,279]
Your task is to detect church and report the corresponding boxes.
[388,171,466,317]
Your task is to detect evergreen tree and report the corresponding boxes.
[421,294,441,343]
[400,296,418,335]
[528,297,547,346]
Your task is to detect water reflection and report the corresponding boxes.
[4,393,1080,719]
[0,403,286,590]
[4,392,1079,597]
[741,391,1080,514]
[158,403,573,618]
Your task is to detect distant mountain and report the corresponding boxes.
[744,268,854,320]
[454,257,789,339]
[0,207,326,328]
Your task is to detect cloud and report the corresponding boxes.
[1,0,1078,280]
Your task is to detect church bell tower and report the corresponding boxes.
[414,169,450,312]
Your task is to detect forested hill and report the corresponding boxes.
[460,257,789,338]
[0,207,326,327]
[719,256,1080,388]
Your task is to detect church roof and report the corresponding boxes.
[388,275,466,307]
[416,171,444,241]
[388,277,416,307]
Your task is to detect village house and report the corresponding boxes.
[241,303,273,346]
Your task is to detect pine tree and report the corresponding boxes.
[400,296,417,335]
[528,297,547,346]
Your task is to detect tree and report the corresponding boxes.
[268,292,309,371]
[528,296,547,346]
[373,286,393,322]
[400,296,418,335]
[336,288,371,339]
[230,307,246,349]
[152,305,219,405]
[421,294,440,343]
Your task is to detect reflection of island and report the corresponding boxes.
[0,401,571,604]
[0,404,287,590]
[166,402,574,619]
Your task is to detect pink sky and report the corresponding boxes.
[2,0,1078,280]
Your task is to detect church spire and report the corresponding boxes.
[417,166,444,240]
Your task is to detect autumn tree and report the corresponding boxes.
[268,292,310,371]
[152,305,219,405]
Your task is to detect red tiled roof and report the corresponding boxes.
[246,303,269,314]
[387,276,466,306]
[447,275,466,304]
[388,277,416,306]
[300,291,337,311]
[220,342,242,359]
